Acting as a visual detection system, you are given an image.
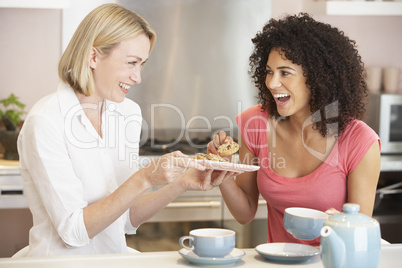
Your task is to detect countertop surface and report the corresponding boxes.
[1,244,401,268]
[0,159,19,175]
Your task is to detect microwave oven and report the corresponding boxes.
[365,94,402,155]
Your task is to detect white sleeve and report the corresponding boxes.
[18,113,90,247]
[124,210,138,235]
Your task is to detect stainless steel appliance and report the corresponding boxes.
[366,93,402,154]
[365,94,402,243]
[116,0,272,251]
[118,0,272,143]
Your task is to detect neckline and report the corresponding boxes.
[264,120,340,180]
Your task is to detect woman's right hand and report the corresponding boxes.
[175,168,242,192]
[207,130,235,161]
[143,150,206,186]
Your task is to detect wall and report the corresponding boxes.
[62,0,115,51]
[0,0,401,115]
[0,8,61,113]
[272,0,402,93]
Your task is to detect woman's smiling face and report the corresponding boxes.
[265,49,311,118]
[89,33,151,103]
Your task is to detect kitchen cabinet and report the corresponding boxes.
[0,161,31,257]
[0,0,69,9]
[0,209,32,258]
[303,1,402,16]
[0,161,26,209]
[374,169,402,243]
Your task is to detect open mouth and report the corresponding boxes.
[119,82,131,90]
[273,93,290,104]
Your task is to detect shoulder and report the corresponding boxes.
[236,105,269,136]
[339,120,378,143]
[27,93,59,118]
[337,119,380,172]
[19,93,65,146]
[22,92,62,134]
[236,104,267,124]
[236,105,268,155]
[238,104,266,117]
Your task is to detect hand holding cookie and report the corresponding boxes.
[207,130,239,158]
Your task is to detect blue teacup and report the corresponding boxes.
[284,207,328,240]
[179,228,235,257]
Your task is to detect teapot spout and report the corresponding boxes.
[320,226,346,268]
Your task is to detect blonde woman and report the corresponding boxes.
[18,4,235,256]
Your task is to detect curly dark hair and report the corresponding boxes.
[249,13,368,137]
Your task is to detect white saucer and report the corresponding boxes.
[178,248,245,265]
[255,243,319,263]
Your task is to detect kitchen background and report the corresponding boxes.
[1,0,402,113]
[1,0,402,258]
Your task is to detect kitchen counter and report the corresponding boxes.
[1,244,401,268]
[0,159,26,209]
[0,159,19,175]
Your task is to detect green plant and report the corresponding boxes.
[0,93,26,130]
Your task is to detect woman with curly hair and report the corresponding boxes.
[208,13,381,246]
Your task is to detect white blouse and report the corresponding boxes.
[17,82,141,256]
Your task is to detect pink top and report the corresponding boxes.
[236,105,380,246]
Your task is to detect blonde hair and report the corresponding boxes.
[58,3,156,96]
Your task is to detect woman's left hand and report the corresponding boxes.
[144,150,206,186]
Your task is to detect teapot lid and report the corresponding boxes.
[327,203,377,224]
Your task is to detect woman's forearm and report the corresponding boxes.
[129,168,230,227]
[83,168,152,239]
[129,183,186,227]
[219,176,259,225]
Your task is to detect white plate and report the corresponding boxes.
[178,248,245,266]
[188,159,260,173]
[255,243,320,263]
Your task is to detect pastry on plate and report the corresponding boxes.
[196,153,229,162]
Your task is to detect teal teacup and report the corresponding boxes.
[179,228,235,257]
[284,207,328,240]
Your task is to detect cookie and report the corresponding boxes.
[196,153,229,162]
[195,153,208,160]
[217,141,239,156]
